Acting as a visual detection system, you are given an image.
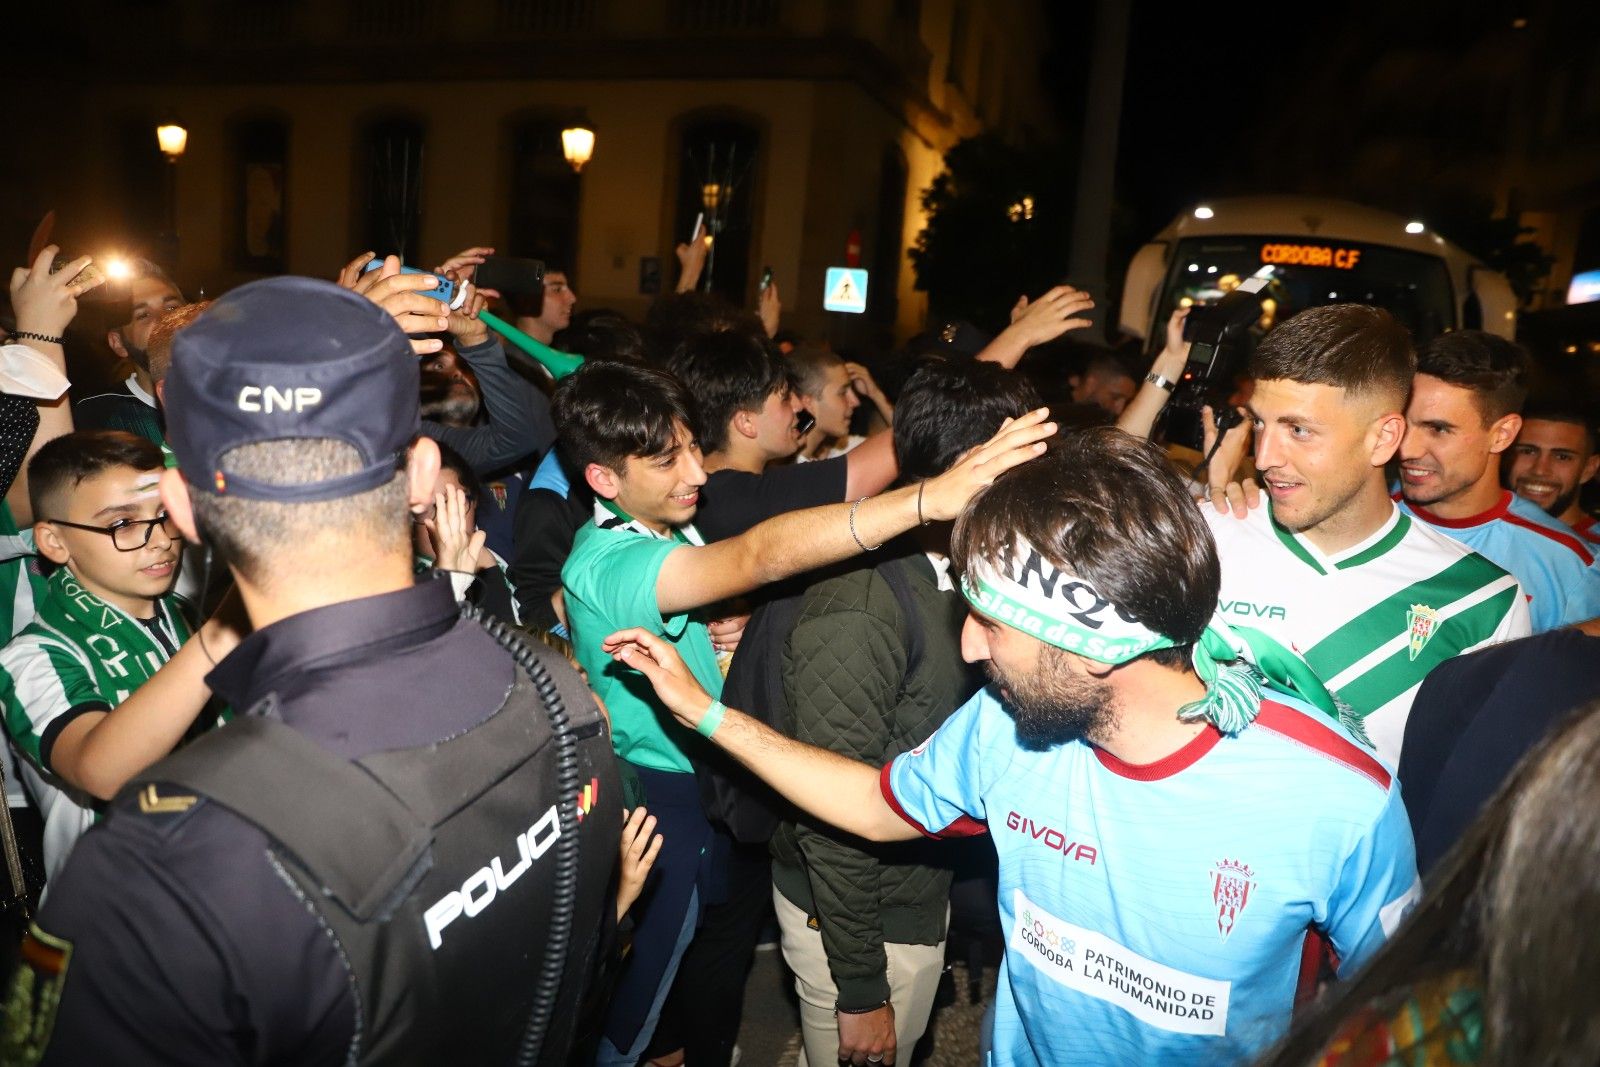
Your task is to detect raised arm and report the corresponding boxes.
[1117,307,1190,440]
[653,409,1056,615]
[601,625,919,842]
[976,285,1095,369]
[7,246,97,522]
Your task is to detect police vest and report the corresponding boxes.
[126,627,621,1066]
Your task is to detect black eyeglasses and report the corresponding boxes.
[47,512,178,551]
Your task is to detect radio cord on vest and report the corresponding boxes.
[464,605,583,1067]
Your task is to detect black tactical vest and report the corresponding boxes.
[127,628,621,1066]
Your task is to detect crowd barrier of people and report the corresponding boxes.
[0,234,1596,1066]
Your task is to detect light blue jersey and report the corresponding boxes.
[883,686,1419,1066]
[1399,490,1600,631]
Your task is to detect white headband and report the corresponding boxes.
[960,541,1175,665]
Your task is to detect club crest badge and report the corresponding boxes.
[1406,603,1439,661]
[1211,858,1256,942]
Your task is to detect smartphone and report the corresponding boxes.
[360,260,462,309]
[759,265,774,293]
[690,212,704,243]
[474,255,545,296]
[50,255,109,298]
[795,409,816,437]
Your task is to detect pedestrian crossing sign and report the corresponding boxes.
[823,267,869,314]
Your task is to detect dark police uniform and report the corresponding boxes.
[8,578,619,1065]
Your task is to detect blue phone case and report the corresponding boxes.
[359,260,456,305]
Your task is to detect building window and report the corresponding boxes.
[358,116,425,261]
[675,117,761,305]
[230,116,288,273]
[507,118,581,274]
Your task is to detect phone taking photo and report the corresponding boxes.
[474,256,545,296]
[360,260,464,309]
[759,265,774,293]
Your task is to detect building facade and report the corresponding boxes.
[14,0,1054,346]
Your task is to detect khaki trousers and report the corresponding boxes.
[773,888,946,1067]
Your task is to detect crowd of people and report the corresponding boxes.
[0,233,1595,1067]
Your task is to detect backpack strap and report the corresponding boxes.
[879,556,928,702]
[126,714,431,922]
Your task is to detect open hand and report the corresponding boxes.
[616,806,664,918]
[427,484,489,573]
[603,627,714,730]
[919,408,1056,522]
[1007,285,1095,347]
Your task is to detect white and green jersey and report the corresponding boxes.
[0,569,194,881]
[0,501,49,808]
[1205,503,1531,764]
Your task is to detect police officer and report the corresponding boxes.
[3,277,620,1065]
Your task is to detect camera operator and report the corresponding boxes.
[6,277,620,1065]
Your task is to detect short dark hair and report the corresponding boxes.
[188,439,409,579]
[786,344,846,399]
[556,309,650,365]
[29,431,164,521]
[435,441,486,508]
[644,291,764,361]
[1417,330,1532,424]
[894,360,1040,484]
[552,360,698,473]
[1079,350,1136,385]
[1520,394,1598,454]
[500,265,568,320]
[665,330,788,455]
[951,428,1219,669]
[1250,304,1415,410]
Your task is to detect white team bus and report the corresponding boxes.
[1119,196,1517,350]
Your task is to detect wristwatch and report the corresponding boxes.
[1144,371,1176,392]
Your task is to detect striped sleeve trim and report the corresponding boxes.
[0,633,104,766]
[1501,510,1595,566]
[1253,700,1392,792]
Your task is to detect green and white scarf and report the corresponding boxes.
[33,569,192,705]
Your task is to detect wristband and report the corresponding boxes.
[835,1000,890,1015]
[1144,371,1176,392]
[696,699,727,738]
[13,330,64,346]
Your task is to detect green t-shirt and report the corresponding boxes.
[562,520,723,774]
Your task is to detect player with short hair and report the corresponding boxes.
[1396,331,1600,631]
[1504,396,1600,546]
[1204,306,1529,763]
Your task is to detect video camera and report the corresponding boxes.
[1162,275,1271,452]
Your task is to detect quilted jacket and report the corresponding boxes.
[770,552,982,1010]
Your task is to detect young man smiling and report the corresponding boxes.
[1395,331,1600,631]
[552,359,1054,1067]
[1505,397,1600,545]
[1202,306,1529,763]
[0,431,237,879]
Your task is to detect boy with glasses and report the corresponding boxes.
[0,431,238,879]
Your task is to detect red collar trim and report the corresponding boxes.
[1406,489,1512,529]
[1093,724,1223,781]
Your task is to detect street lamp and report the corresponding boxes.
[561,126,594,173]
[155,121,187,273]
[156,123,188,162]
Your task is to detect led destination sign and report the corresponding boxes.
[1259,243,1363,270]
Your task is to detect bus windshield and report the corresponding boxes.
[1155,236,1456,349]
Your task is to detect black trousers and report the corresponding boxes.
[647,842,771,1066]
